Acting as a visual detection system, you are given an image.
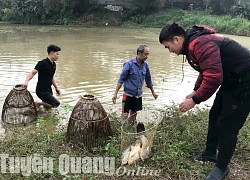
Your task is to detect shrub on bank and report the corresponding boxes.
[141,9,250,36]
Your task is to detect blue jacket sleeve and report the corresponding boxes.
[145,63,153,88]
[118,62,130,84]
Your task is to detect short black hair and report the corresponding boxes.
[137,44,148,55]
[159,22,186,44]
[47,45,61,54]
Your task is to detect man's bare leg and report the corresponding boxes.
[35,101,42,110]
[122,111,137,125]
[122,112,129,124]
[129,110,137,126]
[41,102,53,109]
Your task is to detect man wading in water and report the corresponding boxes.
[112,45,158,125]
[23,45,61,110]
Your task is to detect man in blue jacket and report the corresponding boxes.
[112,44,158,124]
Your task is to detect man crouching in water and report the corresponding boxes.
[23,44,61,110]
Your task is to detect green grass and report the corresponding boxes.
[0,105,249,179]
[141,9,250,36]
[2,8,250,36]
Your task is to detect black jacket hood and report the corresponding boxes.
[181,25,216,55]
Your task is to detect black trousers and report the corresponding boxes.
[205,83,250,170]
[36,90,60,107]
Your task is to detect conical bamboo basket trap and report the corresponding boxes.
[66,94,112,150]
[121,109,163,156]
[1,84,37,124]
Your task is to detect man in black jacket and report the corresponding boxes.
[159,22,250,180]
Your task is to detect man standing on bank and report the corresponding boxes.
[23,44,61,109]
[159,22,250,180]
[112,45,158,125]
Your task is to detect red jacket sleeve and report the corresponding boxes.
[192,40,223,104]
[194,73,203,91]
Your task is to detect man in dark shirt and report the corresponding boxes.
[23,45,61,109]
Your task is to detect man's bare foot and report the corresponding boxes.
[44,106,52,111]
[35,101,41,110]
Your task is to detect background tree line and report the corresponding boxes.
[0,0,250,24]
[0,0,95,24]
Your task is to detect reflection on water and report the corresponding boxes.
[1,25,250,128]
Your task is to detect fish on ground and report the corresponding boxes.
[121,123,150,165]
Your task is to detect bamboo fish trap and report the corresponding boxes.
[66,94,112,150]
[1,84,37,124]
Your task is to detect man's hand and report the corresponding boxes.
[55,87,61,95]
[179,98,196,112]
[112,93,118,104]
[22,82,28,88]
[152,92,158,99]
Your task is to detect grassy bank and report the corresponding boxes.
[72,8,250,36]
[139,9,250,36]
[1,8,250,36]
[0,105,249,179]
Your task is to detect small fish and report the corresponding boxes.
[121,146,130,165]
[121,124,150,165]
[127,143,141,165]
[139,135,150,161]
[129,142,141,157]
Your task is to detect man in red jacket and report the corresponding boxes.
[159,22,250,180]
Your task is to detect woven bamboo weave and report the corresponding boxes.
[2,85,37,124]
[66,94,112,150]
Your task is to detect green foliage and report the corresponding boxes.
[1,8,15,21]
[130,14,145,24]
[121,9,146,24]
[132,0,162,14]
[61,104,74,111]
[0,0,95,24]
[104,136,121,160]
[141,8,185,27]
[1,0,250,28]
[140,8,250,36]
